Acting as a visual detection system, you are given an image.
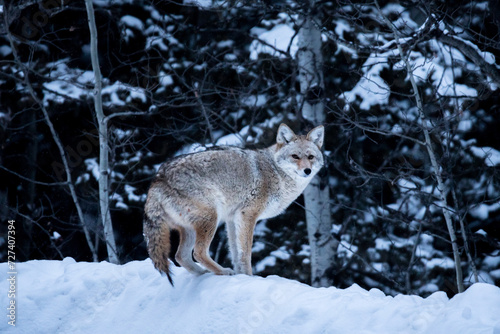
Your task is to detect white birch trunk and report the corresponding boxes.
[298,5,338,287]
[85,0,119,264]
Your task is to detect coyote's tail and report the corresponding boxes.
[144,213,173,285]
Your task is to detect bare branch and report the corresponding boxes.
[3,5,98,262]
[0,165,68,186]
[104,111,149,123]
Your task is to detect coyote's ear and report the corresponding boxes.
[277,124,297,145]
[306,125,324,149]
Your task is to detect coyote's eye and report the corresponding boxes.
[292,154,300,160]
[308,155,314,160]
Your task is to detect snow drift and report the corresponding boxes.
[1,258,500,333]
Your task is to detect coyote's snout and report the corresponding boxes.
[143,123,325,284]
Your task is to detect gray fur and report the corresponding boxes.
[144,124,325,284]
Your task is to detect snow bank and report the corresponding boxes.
[1,259,500,333]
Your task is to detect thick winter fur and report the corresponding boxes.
[144,124,324,284]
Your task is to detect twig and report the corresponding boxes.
[0,165,68,186]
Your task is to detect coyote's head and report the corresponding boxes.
[274,123,324,180]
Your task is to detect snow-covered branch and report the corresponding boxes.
[438,34,500,87]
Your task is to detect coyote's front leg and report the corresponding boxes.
[233,213,258,275]
[226,221,241,273]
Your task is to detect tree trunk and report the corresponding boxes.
[84,0,119,264]
[298,3,338,287]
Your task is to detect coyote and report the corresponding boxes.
[143,123,324,284]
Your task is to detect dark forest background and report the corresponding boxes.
[1,0,499,297]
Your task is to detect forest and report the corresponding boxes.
[1,0,499,297]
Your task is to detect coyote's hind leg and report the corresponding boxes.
[175,225,208,275]
[192,211,234,276]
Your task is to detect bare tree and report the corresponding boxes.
[376,0,464,292]
[84,0,119,264]
[297,0,338,287]
[3,4,98,262]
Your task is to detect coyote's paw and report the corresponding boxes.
[217,267,235,276]
[195,268,210,275]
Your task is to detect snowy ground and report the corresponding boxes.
[1,258,500,334]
